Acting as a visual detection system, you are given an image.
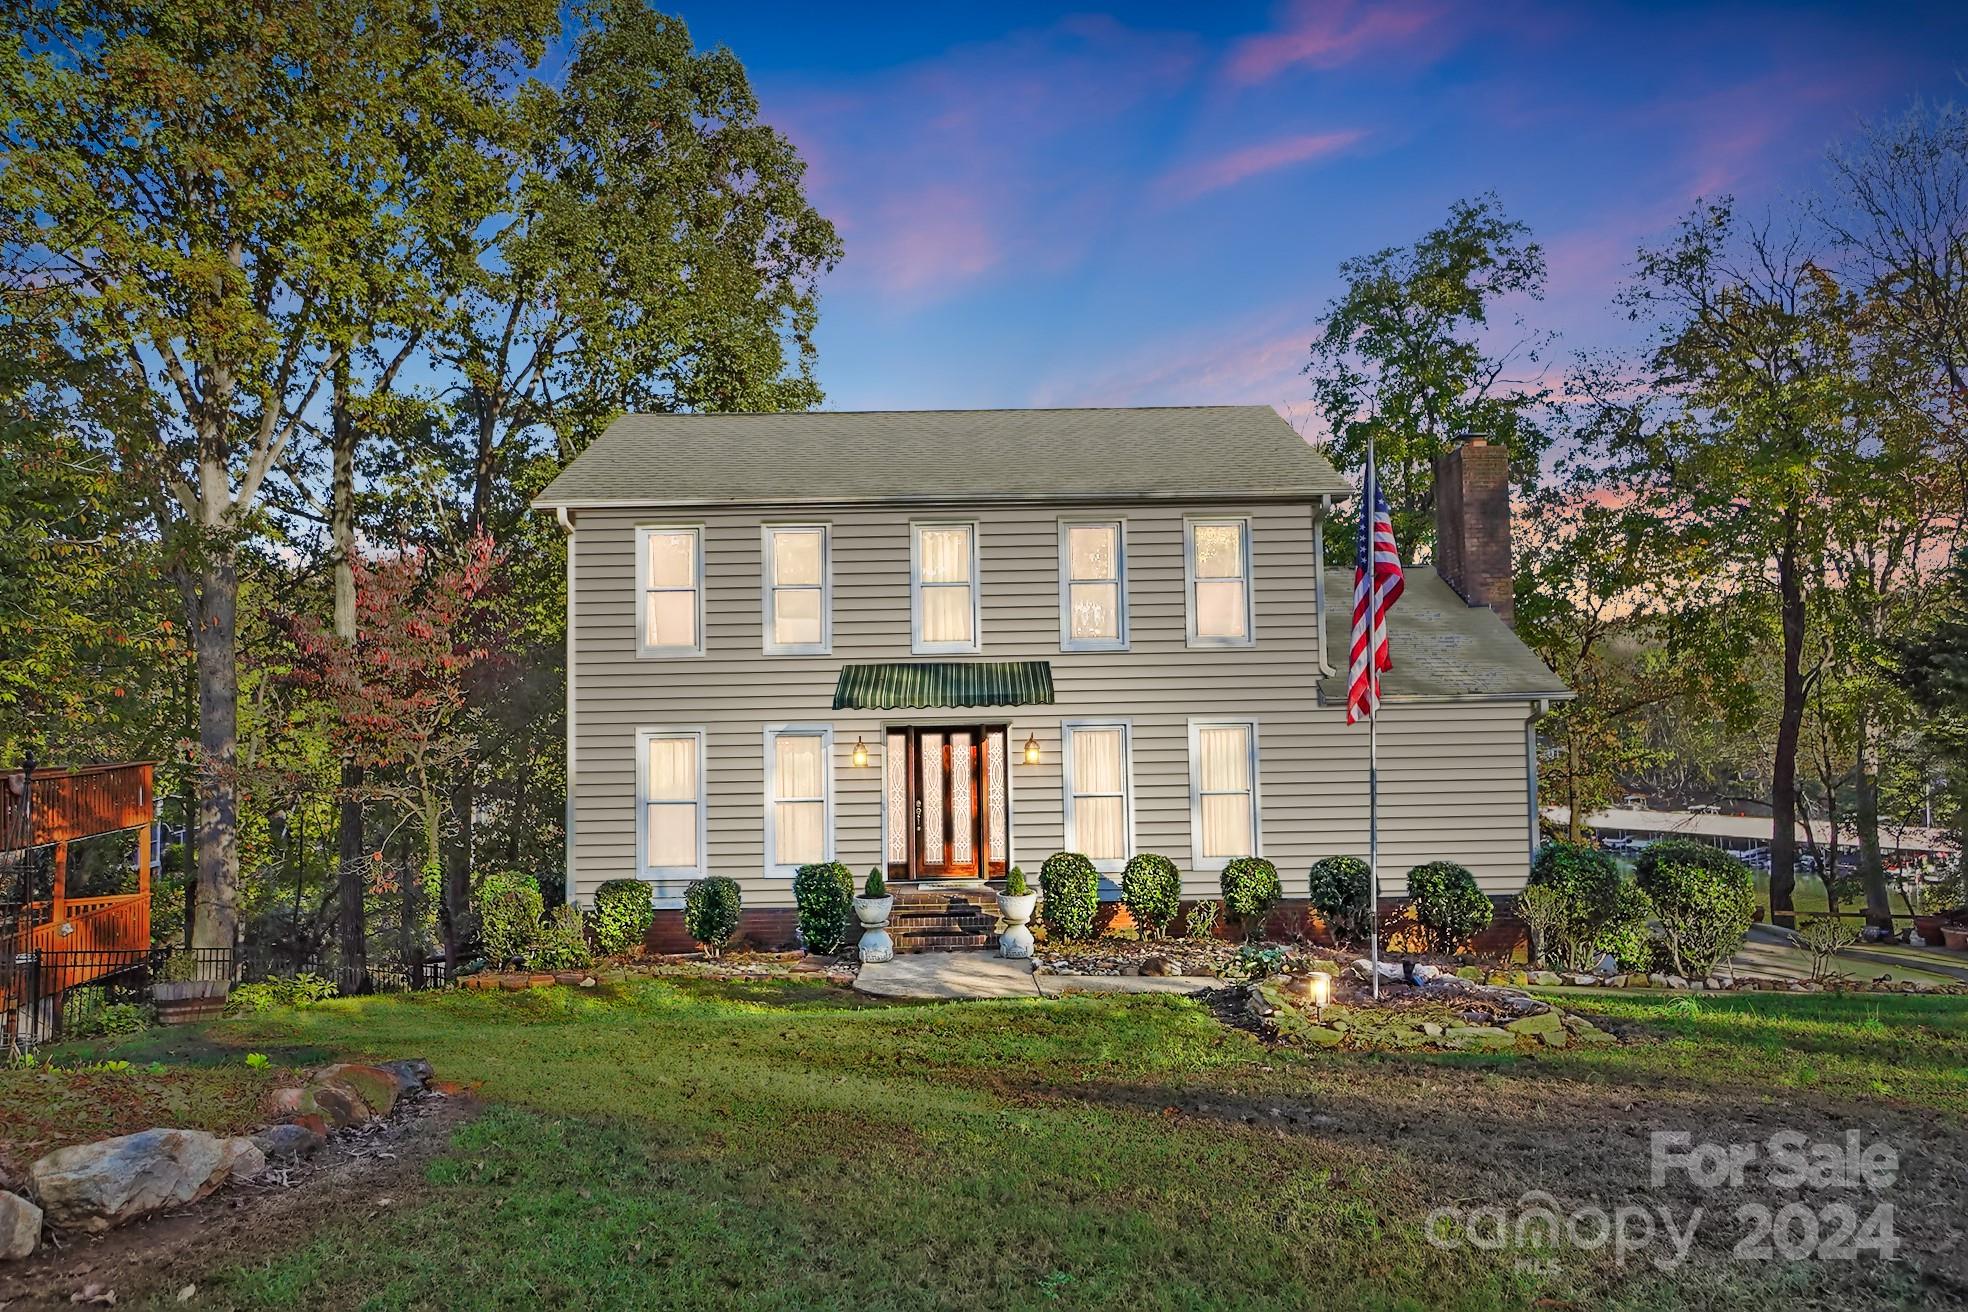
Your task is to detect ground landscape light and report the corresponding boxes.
[1309,971,1330,1019]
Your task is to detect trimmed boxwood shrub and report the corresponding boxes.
[1220,857,1282,939]
[477,871,544,968]
[1039,852,1100,942]
[1594,879,1655,971]
[1121,853,1181,939]
[1526,841,1623,970]
[1406,861,1493,956]
[1634,839,1755,978]
[684,876,743,957]
[591,879,656,957]
[1307,855,1372,945]
[793,861,856,955]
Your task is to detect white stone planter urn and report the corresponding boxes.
[855,895,895,963]
[998,891,1038,959]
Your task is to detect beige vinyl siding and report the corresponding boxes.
[568,499,1536,909]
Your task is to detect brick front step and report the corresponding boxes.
[897,932,996,952]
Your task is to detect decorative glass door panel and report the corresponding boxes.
[887,726,1010,880]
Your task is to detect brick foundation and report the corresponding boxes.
[645,908,801,954]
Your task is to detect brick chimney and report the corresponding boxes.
[1432,436,1514,626]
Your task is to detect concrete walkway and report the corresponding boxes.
[854,951,1226,1000]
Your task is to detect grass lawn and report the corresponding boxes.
[21,976,1968,1310]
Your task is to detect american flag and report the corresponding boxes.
[1346,459,1404,725]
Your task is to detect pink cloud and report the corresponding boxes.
[765,16,1201,303]
[1157,129,1366,201]
[1029,305,1317,410]
[1224,0,1450,85]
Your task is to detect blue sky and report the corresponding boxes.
[675,1,1966,422]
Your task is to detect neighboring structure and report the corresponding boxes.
[1543,806,1959,868]
[535,407,1570,948]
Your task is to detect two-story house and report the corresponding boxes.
[533,405,1569,950]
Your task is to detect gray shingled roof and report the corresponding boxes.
[1318,569,1571,701]
[532,406,1352,507]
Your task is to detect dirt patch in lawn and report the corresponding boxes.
[1001,1060,1968,1303]
[0,1088,478,1309]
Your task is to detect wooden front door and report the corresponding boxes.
[888,726,1009,881]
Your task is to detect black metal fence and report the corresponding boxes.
[3,944,449,1051]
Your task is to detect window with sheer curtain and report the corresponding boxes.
[764,525,829,654]
[638,526,702,656]
[914,523,979,651]
[1066,723,1132,868]
[640,730,702,873]
[1060,522,1126,650]
[1191,721,1257,865]
[1186,519,1252,646]
[767,728,831,869]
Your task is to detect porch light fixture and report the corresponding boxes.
[1308,971,1330,1019]
[852,736,868,768]
[1023,732,1041,766]
[58,921,75,937]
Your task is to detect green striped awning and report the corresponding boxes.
[832,661,1055,711]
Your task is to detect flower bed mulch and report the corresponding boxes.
[1241,963,1624,1053]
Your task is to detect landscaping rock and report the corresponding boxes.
[0,1189,40,1261]
[1445,1026,1517,1052]
[1530,971,1563,987]
[376,1058,435,1093]
[312,1064,403,1121]
[250,1122,326,1159]
[30,1130,265,1233]
[1567,973,1600,986]
[1540,1029,1569,1048]
[1505,1010,1566,1037]
[1138,955,1181,977]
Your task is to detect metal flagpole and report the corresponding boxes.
[1366,434,1382,1001]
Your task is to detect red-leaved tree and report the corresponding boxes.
[284,534,495,972]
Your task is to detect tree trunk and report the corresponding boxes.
[1768,550,1806,927]
[443,779,472,974]
[1854,713,1891,932]
[188,556,241,952]
[336,762,367,988]
[330,362,367,988]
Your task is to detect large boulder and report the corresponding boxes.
[29,1130,264,1232]
[1,1189,41,1260]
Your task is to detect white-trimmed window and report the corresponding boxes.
[911,522,980,653]
[636,526,704,657]
[637,728,706,877]
[762,524,830,655]
[1058,521,1127,651]
[1184,517,1253,647]
[1064,721,1134,872]
[1188,719,1259,869]
[764,725,834,873]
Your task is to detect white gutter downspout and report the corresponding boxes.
[1526,697,1550,865]
[1314,496,1337,678]
[556,506,577,905]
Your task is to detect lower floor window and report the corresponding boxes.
[767,726,833,870]
[639,728,705,875]
[1065,722,1132,869]
[1190,720,1258,866]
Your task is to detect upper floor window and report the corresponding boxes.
[1059,521,1128,651]
[762,524,830,655]
[911,522,980,653]
[765,725,833,873]
[637,526,703,658]
[1185,517,1253,647]
[637,727,706,877]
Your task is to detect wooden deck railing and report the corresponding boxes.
[0,892,153,1007]
[1,762,155,850]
